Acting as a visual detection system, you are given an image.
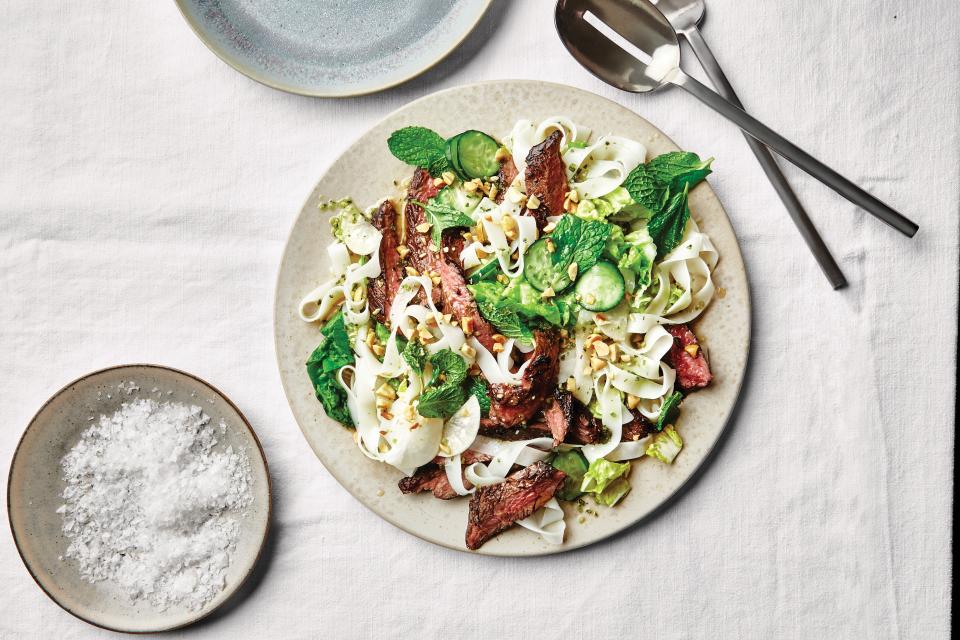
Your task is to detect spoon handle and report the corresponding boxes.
[682,27,846,289]
[670,71,919,238]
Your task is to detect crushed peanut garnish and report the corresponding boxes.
[567,262,579,280]
[415,222,432,233]
[488,185,499,201]
[494,146,508,161]
[526,194,541,210]
[461,317,475,335]
[566,377,578,392]
[441,171,456,185]
[543,221,557,233]
[540,286,556,299]
[397,245,410,259]
[405,266,420,277]
[626,394,641,410]
[590,357,606,372]
[593,341,610,357]
[432,177,445,188]
[492,343,505,353]
[492,333,507,344]
[460,343,477,359]
[545,238,555,253]
[684,344,700,357]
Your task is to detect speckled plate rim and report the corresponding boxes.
[274,80,752,556]
[6,363,273,634]
[173,0,493,98]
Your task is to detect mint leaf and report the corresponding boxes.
[656,391,683,431]
[417,383,467,419]
[402,339,428,373]
[624,151,712,214]
[466,376,490,416]
[388,126,448,174]
[426,349,467,387]
[646,152,713,190]
[646,184,690,258]
[550,214,610,276]
[477,301,534,345]
[424,200,475,245]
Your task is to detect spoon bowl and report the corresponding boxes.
[555,0,679,93]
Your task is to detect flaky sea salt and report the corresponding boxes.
[58,398,252,611]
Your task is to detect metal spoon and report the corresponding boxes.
[653,0,846,289]
[555,0,919,238]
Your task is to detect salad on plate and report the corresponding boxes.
[298,117,718,550]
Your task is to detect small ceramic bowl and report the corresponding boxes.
[7,364,271,633]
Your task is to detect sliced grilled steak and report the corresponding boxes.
[398,451,491,500]
[368,199,403,321]
[478,418,552,441]
[438,233,498,352]
[622,413,652,442]
[541,388,574,446]
[496,154,519,202]
[466,460,566,550]
[665,324,713,390]
[487,329,561,428]
[404,167,443,305]
[523,131,568,231]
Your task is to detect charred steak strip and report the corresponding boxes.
[403,167,443,305]
[487,329,561,428]
[621,413,652,442]
[523,131,568,231]
[496,154,519,203]
[665,324,713,390]
[466,460,566,550]
[478,418,552,442]
[368,199,402,321]
[398,451,491,500]
[541,388,574,446]
[438,233,499,352]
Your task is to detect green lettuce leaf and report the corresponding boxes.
[580,458,632,506]
[470,277,576,327]
[423,199,475,245]
[646,426,683,464]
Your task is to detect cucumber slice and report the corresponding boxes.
[467,258,499,284]
[445,134,465,180]
[551,450,589,501]
[575,261,625,311]
[523,238,572,293]
[447,130,500,180]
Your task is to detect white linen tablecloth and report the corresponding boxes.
[1,1,955,637]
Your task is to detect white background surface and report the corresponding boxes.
[1,0,955,637]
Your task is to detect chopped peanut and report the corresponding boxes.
[415,222,432,233]
[441,171,456,185]
[492,342,505,353]
[545,238,555,253]
[593,341,610,357]
[526,194,541,210]
[431,276,442,285]
[492,333,507,344]
[584,293,596,305]
[684,344,700,357]
[543,221,557,233]
[488,185,499,201]
[541,286,556,299]
[566,376,578,393]
[460,343,477,359]
[495,146,508,161]
[567,262,579,280]
[626,394,641,410]
[464,180,479,193]
[433,177,445,188]
[590,357,606,372]
[609,344,619,362]
[397,245,410,259]
[405,266,419,277]
[372,344,385,357]
[461,317,475,335]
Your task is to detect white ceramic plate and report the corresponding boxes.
[7,364,272,633]
[176,0,492,97]
[274,80,750,555]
